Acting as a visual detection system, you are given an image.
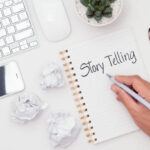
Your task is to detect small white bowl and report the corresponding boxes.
[75,0,123,27]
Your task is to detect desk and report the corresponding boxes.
[0,0,150,149]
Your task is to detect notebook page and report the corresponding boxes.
[68,29,147,143]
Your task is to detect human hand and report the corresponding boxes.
[111,75,150,136]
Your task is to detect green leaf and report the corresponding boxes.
[103,6,112,14]
[91,0,97,6]
[94,15,102,22]
[88,3,96,11]
[105,0,111,7]
[80,0,89,7]
[95,0,101,5]
[104,12,112,18]
[109,0,116,3]
[95,11,102,17]
[86,7,94,18]
[98,5,105,11]
[100,0,106,5]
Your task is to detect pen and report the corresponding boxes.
[106,74,150,110]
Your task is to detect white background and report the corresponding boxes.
[0,0,150,150]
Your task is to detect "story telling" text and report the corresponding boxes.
[80,51,137,77]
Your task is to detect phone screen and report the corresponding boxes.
[0,61,24,98]
[0,66,6,96]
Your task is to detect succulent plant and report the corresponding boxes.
[80,0,116,22]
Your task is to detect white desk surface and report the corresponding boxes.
[0,0,150,149]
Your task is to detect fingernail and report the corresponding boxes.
[111,84,117,92]
[116,96,121,102]
[111,84,116,90]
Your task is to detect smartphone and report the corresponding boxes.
[0,61,25,98]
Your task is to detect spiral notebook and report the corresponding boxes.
[59,29,147,144]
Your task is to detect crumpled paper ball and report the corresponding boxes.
[40,62,65,90]
[11,93,47,123]
[47,112,81,148]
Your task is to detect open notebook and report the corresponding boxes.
[59,29,148,144]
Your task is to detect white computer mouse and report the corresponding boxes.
[32,0,71,42]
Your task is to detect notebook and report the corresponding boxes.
[59,29,148,144]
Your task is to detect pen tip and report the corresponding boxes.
[106,73,111,78]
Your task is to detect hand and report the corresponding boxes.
[111,75,150,136]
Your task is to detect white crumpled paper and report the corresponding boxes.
[47,112,81,148]
[11,93,47,123]
[40,62,65,90]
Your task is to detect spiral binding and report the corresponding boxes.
[59,50,98,144]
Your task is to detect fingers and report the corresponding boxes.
[111,84,140,112]
[115,75,150,101]
[115,75,144,86]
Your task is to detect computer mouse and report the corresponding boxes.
[32,0,71,42]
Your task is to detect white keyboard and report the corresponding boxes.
[0,0,38,59]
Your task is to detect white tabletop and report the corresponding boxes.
[0,0,150,150]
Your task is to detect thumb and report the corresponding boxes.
[111,84,140,112]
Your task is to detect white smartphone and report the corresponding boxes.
[0,61,25,98]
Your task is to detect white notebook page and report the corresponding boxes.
[68,29,148,143]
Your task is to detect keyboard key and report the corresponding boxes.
[20,40,27,45]
[21,44,28,50]
[7,26,15,34]
[0,29,6,37]
[13,0,22,3]
[2,18,10,26]
[2,47,10,56]
[11,15,19,23]
[0,39,5,46]
[19,12,27,20]
[10,42,19,48]
[16,20,30,31]
[5,0,13,6]
[12,47,19,53]
[0,3,3,9]
[3,8,11,16]
[30,41,38,47]
[6,35,14,44]
[12,3,24,13]
[0,11,3,18]
[15,28,33,41]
